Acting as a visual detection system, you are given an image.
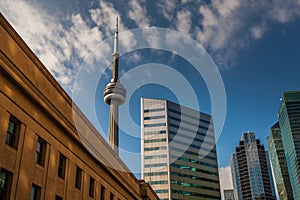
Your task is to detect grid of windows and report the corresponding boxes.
[174,156,218,168]
[144,123,166,127]
[144,171,168,176]
[142,98,220,200]
[144,108,165,113]
[168,115,209,131]
[144,146,167,151]
[171,163,218,176]
[168,108,210,124]
[169,130,214,145]
[154,189,168,194]
[144,154,167,159]
[171,172,219,183]
[171,180,219,191]
[168,123,210,135]
[35,137,46,166]
[172,189,219,199]
[144,115,165,120]
[144,130,166,135]
[148,180,168,185]
[170,146,217,161]
[145,163,167,168]
[170,139,216,153]
[5,116,20,149]
[144,138,166,143]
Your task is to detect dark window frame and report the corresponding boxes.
[5,115,20,149]
[100,186,106,200]
[75,166,82,189]
[0,168,13,200]
[57,154,66,179]
[55,195,63,200]
[89,176,95,198]
[35,137,46,166]
[30,184,41,200]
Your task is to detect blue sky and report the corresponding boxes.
[1,0,300,195]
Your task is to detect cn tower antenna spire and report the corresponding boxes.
[103,16,126,154]
[112,16,119,81]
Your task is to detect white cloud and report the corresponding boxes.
[157,0,176,21]
[219,166,233,199]
[194,0,300,68]
[212,0,240,18]
[1,0,77,91]
[0,0,115,93]
[250,24,267,40]
[176,10,192,35]
[2,0,300,86]
[268,0,300,23]
[89,1,120,37]
[128,0,150,27]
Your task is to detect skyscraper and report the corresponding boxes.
[141,98,221,200]
[231,132,276,200]
[278,90,300,199]
[267,122,293,200]
[103,17,126,154]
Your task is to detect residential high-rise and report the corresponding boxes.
[224,189,235,200]
[267,122,293,200]
[141,98,221,200]
[231,132,276,200]
[278,91,300,199]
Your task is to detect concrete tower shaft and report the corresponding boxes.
[103,17,126,154]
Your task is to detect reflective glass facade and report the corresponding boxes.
[141,98,221,200]
[231,132,276,199]
[278,91,300,199]
[267,122,293,200]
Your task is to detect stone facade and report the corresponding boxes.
[0,13,158,200]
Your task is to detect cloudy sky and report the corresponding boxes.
[1,0,300,198]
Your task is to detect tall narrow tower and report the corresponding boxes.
[103,17,126,154]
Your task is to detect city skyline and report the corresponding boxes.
[1,0,300,195]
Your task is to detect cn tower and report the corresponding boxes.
[103,17,126,154]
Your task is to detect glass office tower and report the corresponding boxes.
[141,98,221,200]
[267,122,293,200]
[231,132,276,200]
[278,91,300,199]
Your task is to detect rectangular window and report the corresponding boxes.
[35,137,46,166]
[75,166,82,189]
[30,184,41,200]
[144,108,165,113]
[89,176,94,198]
[110,192,114,200]
[144,123,166,127]
[0,169,13,200]
[100,186,106,200]
[57,154,66,179]
[55,195,63,200]
[5,116,20,149]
